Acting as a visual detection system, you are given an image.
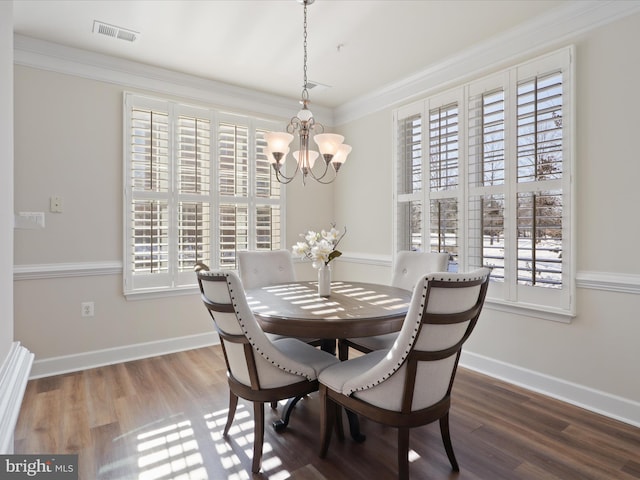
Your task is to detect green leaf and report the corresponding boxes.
[327,250,342,263]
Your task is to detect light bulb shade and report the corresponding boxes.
[293,149,319,169]
[314,133,345,157]
[265,131,294,157]
[265,146,290,165]
[331,143,352,167]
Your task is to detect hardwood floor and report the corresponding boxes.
[14,345,640,480]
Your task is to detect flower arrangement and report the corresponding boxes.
[292,223,346,268]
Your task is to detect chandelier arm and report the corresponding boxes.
[307,166,338,184]
[272,162,299,184]
[305,158,337,183]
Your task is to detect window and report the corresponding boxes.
[124,94,284,295]
[393,48,574,319]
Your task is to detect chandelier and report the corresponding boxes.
[265,0,351,185]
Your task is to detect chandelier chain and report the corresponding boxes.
[302,1,308,100]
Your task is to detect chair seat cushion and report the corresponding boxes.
[318,349,388,394]
[266,333,320,344]
[347,333,397,352]
[272,338,339,379]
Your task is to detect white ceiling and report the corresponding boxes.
[9,0,588,108]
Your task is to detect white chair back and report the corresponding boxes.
[197,270,316,388]
[343,268,490,412]
[391,251,449,291]
[238,250,296,289]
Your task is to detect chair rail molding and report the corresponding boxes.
[576,271,640,295]
[0,342,34,453]
[13,260,639,296]
[13,261,122,280]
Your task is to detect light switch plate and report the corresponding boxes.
[50,196,63,213]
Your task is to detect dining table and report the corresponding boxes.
[245,279,412,441]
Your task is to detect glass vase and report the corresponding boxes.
[317,264,331,297]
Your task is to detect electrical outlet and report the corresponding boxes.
[81,301,94,317]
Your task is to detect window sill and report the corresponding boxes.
[484,298,575,323]
[125,285,199,301]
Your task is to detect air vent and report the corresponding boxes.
[306,80,331,92]
[93,20,140,42]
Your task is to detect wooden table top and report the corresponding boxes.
[246,281,412,339]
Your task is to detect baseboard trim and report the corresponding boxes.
[26,335,639,428]
[460,350,640,428]
[29,332,219,379]
[0,342,34,453]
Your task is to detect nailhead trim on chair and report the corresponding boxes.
[348,282,428,393]
[220,272,312,380]
[346,270,487,395]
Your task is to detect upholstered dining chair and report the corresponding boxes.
[237,250,297,290]
[319,268,490,480]
[197,270,339,473]
[237,250,322,347]
[338,251,450,359]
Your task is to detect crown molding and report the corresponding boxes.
[14,2,640,127]
[13,34,334,125]
[333,0,640,125]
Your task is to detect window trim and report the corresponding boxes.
[123,93,286,298]
[393,47,575,322]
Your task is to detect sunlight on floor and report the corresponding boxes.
[134,403,294,479]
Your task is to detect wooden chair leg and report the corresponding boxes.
[319,386,335,458]
[439,413,459,471]
[335,403,344,441]
[397,427,410,480]
[252,402,265,473]
[223,390,238,437]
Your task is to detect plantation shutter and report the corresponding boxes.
[428,99,461,262]
[515,71,564,289]
[124,94,284,295]
[393,47,573,319]
[395,108,423,251]
[468,80,507,283]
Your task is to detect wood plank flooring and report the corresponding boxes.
[14,345,640,480]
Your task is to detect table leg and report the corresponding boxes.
[272,396,303,432]
[271,338,366,442]
[320,338,336,355]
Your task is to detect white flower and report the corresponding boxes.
[305,231,319,245]
[291,223,347,267]
[292,241,310,256]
